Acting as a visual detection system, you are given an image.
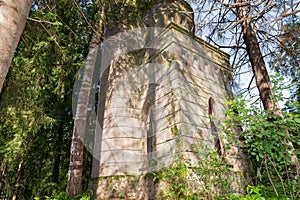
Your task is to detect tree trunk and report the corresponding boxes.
[235,0,279,112]
[66,5,105,197]
[0,0,33,93]
[235,0,299,174]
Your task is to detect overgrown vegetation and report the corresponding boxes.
[0,0,92,198]
[153,150,232,199]
[152,76,300,199]
[224,97,300,198]
[0,0,299,199]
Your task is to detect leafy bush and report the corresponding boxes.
[153,76,300,199]
[152,147,232,199]
[224,94,300,199]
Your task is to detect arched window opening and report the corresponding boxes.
[208,97,222,156]
[142,83,157,167]
[208,97,218,133]
[146,107,155,154]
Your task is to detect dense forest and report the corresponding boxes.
[0,0,299,199]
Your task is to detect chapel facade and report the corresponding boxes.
[90,1,250,199]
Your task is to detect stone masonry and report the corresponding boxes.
[90,1,250,199]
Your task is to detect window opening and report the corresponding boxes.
[143,83,157,168]
[208,97,222,156]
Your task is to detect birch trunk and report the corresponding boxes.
[66,6,105,197]
[0,0,33,93]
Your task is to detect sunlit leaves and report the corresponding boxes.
[223,94,300,198]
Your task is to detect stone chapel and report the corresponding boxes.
[90,1,250,199]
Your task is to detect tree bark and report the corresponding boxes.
[0,0,33,93]
[235,0,279,112]
[66,5,105,197]
[235,0,299,174]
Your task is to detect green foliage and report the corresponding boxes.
[0,1,162,199]
[153,76,300,199]
[230,185,265,200]
[223,91,300,199]
[154,157,191,199]
[0,0,92,199]
[191,143,233,199]
[153,147,232,199]
[1,1,299,199]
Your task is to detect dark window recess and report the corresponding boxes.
[95,82,100,114]
[208,97,222,156]
[142,83,157,167]
[147,108,155,154]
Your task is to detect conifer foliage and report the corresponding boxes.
[0,0,92,199]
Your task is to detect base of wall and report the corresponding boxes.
[90,174,157,200]
[90,167,252,200]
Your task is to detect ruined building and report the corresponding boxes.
[90,1,250,199]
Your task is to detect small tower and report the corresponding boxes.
[91,1,250,199]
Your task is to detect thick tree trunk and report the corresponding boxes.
[235,0,299,174]
[66,6,105,197]
[0,0,33,93]
[235,0,279,112]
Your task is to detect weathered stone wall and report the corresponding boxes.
[91,1,250,199]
